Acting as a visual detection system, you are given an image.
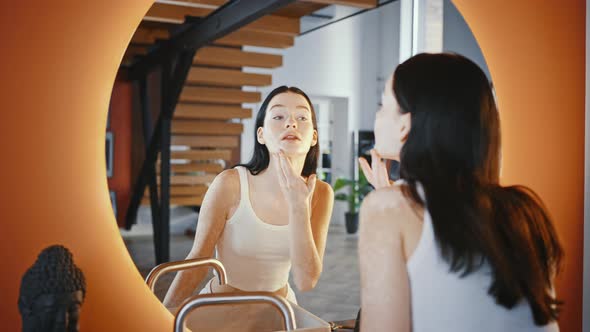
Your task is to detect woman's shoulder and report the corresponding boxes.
[310,179,334,217]
[358,186,410,255]
[360,185,420,234]
[212,168,240,186]
[314,179,334,197]
[362,185,410,214]
[205,168,241,202]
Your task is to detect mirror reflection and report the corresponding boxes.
[106,0,493,329]
[163,86,333,308]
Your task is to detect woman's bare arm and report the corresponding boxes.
[288,180,334,291]
[162,169,239,308]
[358,188,411,332]
[274,152,334,291]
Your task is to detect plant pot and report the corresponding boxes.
[345,212,359,234]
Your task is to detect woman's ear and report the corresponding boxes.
[399,113,411,143]
[257,127,265,145]
[311,130,318,147]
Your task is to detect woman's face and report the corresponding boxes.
[257,92,317,156]
[374,74,411,161]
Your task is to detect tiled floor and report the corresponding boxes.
[122,207,361,323]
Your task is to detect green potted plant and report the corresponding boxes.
[333,171,373,234]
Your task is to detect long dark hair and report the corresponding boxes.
[394,53,563,325]
[235,86,319,177]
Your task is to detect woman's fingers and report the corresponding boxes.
[359,157,375,185]
[278,152,294,188]
[370,149,381,173]
[369,149,391,189]
[372,150,387,187]
[278,150,298,179]
[378,161,390,187]
[275,152,316,207]
[370,150,381,187]
[273,153,289,189]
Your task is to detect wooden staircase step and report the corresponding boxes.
[171,149,232,160]
[141,195,203,206]
[194,46,282,68]
[216,30,294,48]
[186,67,272,87]
[144,3,299,35]
[131,27,170,45]
[145,2,209,22]
[125,45,148,56]
[179,86,261,104]
[166,0,226,6]
[304,0,377,8]
[170,185,209,196]
[144,185,209,197]
[154,163,224,173]
[172,120,243,135]
[272,2,327,18]
[172,135,239,148]
[157,174,217,185]
[246,14,300,36]
[169,163,224,173]
[175,104,251,120]
[122,45,150,64]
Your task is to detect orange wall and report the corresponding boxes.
[108,76,133,227]
[0,1,172,331]
[0,0,584,331]
[452,0,586,331]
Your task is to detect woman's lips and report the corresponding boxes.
[282,134,300,141]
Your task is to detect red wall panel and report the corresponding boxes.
[107,75,133,227]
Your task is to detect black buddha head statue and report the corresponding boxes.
[18,245,86,332]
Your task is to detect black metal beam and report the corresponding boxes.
[124,77,161,230]
[157,59,172,264]
[140,77,163,245]
[139,78,163,236]
[129,0,297,78]
[124,88,167,229]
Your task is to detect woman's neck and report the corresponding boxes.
[262,153,307,180]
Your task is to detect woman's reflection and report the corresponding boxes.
[357,53,563,331]
[164,86,334,308]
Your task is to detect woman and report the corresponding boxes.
[163,86,334,308]
[358,53,563,331]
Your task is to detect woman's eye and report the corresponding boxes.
[273,115,283,120]
[298,116,308,121]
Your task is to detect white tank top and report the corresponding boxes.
[406,184,559,332]
[215,166,291,292]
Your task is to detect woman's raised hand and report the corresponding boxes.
[359,149,391,189]
[274,151,316,209]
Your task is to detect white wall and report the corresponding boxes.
[413,0,444,54]
[376,2,402,123]
[442,0,491,80]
